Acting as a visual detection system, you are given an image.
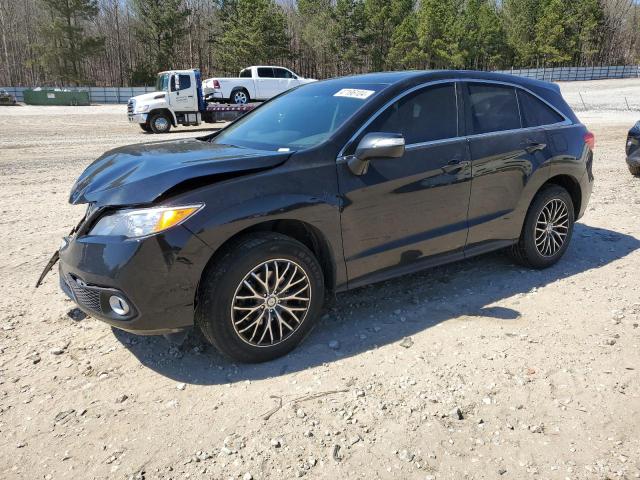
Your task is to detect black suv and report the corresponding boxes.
[40,71,594,362]
[626,121,640,176]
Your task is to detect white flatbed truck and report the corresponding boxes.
[127,69,257,133]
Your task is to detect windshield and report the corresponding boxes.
[212,82,387,151]
[155,73,170,92]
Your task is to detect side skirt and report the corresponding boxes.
[338,239,518,293]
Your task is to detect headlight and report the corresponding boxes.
[136,104,150,113]
[89,204,203,238]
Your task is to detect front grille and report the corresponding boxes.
[127,99,134,114]
[66,276,102,313]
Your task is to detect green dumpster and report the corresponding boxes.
[23,89,90,106]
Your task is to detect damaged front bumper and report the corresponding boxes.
[56,224,212,334]
[38,209,214,335]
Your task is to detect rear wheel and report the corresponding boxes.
[196,233,325,363]
[230,88,249,105]
[149,112,171,133]
[509,185,575,269]
[628,164,640,176]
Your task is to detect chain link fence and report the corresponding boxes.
[496,65,640,82]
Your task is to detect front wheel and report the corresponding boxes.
[509,185,575,269]
[149,112,172,133]
[196,233,325,363]
[628,163,640,177]
[139,123,152,132]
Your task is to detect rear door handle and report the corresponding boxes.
[442,159,470,174]
[524,141,547,153]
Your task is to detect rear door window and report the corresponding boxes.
[467,83,521,134]
[257,67,275,78]
[517,89,565,127]
[366,83,458,144]
[239,69,251,78]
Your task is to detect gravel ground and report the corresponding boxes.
[0,79,639,480]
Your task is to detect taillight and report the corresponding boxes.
[213,80,221,89]
[584,131,595,150]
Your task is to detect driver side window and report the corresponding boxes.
[365,83,458,145]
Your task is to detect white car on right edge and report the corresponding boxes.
[203,66,316,104]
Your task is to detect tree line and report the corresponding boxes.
[1,0,639,87]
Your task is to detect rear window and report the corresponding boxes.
[467,84,521,134]
[239,69,251,78]
[517,89,564,127]
[257,67,274,78]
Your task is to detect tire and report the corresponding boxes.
[509,185,575,269]
[149,112,172,133]
[230,88,250,105]
[196,232,325,363]
[139,123,152,132]
[628,164,640,176]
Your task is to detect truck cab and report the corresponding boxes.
[128,69,205,133]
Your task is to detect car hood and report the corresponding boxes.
[69,138,290,206]
[131,91,165,103]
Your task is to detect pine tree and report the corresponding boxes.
[459,0,508,70]
[214,0,288,76]
[569,0,605,65]
[37,0,105,85]
[130,0,190,81]
[364,0,414,71]
[503,0,539,66]
[298,0,336,78]
[387,15,423,70]
[418,0,464,69]
[331,0,367,75]
[535,0,573,66]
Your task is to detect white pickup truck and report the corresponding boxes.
[203,66,315,104]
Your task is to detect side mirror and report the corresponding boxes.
[348,132,405,175]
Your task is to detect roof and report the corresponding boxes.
[157,69,198,75]
[322,70,559,92]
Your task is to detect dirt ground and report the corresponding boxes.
[0,79,639,480]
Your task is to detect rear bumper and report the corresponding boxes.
[58,225,213,335]
[204,91,224,102]
[577,161,594,220]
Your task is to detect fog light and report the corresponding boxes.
[109,295,130,316]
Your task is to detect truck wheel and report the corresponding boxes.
[231,89,249,105]
[149,112,171,133]
[139,123,151,133]
[508,185,575,269]
[196,232,325,363]
[628,164,640,177]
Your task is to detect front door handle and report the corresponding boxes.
[442,159,470,174]
[524,141,547,153]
